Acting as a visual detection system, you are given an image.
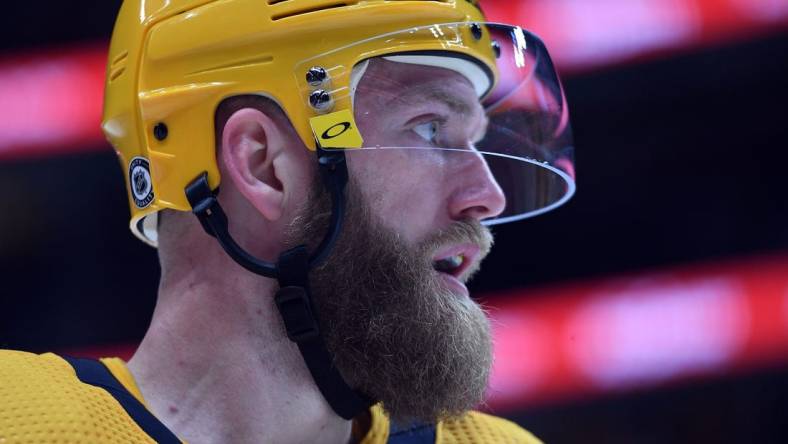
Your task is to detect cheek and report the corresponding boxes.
[347,149,451,243]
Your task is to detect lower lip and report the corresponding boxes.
[437,272,469,297]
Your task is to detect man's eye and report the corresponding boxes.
[413,121,439,144]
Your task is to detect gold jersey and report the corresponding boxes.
[0,350,541,443]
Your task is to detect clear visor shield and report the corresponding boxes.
[298,23,576,224]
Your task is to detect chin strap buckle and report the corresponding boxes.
[275,286,320,342]
[276,246,320,343]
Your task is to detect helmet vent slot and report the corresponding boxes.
[270,2,353,21]
[187,54,275,77]
[111,50,129,66]
[109,67,126,82]
[109,50,128,83]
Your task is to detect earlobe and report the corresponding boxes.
[221,108,285,222]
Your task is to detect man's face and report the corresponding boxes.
[349,58,504,251]
[287,59,506,422]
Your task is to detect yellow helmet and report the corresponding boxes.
[102,0,501,246]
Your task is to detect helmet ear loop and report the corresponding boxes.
[184,172,279,277]
[182,145,348,276]
[184,146,374,419]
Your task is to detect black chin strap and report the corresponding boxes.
[184,148,374,420]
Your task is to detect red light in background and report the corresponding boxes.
[484,0,788,72]
[0,44,107,160]
[485,254,788,410]
[565,278,749,387]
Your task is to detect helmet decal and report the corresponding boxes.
[309,109,364,149]
[129,157,154,209]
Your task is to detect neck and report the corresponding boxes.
[128,263,352,444]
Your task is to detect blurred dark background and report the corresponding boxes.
[1,1,787,443]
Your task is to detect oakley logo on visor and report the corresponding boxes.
[309,109,363,149]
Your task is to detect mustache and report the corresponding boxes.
[422,218,493,254]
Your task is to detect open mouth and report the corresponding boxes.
[431,245,479,280]
[433,254,466,277]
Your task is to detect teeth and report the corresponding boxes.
[434,254,464,273]
[446,255,463,268]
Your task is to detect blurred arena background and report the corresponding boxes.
[1,0,787,442]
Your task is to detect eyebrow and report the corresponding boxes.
[416,89,478,117]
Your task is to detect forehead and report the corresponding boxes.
[354,58,481,115]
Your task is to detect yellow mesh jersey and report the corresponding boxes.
[436,411,543,444]
[0,350,542,444]
[0,350,159,443]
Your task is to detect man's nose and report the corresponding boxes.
[447,150,507,221]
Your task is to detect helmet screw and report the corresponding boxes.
[492,40,501,58]
[306,67,328,86]
[471,23,483,40]
[153,122,168,141]
[309,89,332,110]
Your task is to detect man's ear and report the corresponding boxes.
[220,107,287,222]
